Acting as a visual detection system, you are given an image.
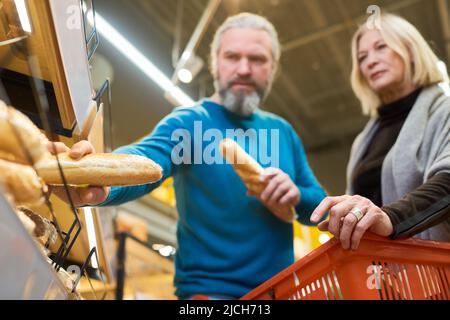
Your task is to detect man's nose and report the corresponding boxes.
[237,58,251,76]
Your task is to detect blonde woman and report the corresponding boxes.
[311,13,450,249]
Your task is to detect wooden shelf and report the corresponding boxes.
[0,0,75,129]
[0,0,95,134]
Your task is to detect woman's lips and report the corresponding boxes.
[371,70,386,80]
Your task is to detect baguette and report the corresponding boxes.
[35,152,163,186]
[219,138,297,219]
[0,100,50,165]
[219,138,266,193]
[0,159,46,206]
[17,206,57,246]
[14,209,52,257]
[15,209,37,235]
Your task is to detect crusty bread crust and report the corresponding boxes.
[220,138,266,193]
[17,206,57,245]
[0,159,46,205]
[220,138,296,218]
[16,209,36,235]
[35,152,163,186]
[0,100,49,165]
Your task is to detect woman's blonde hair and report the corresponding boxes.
[350,13,444,117]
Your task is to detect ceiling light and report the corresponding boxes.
[177,55,204,84]
[87,11,194,107]
[14,0,32,33]
[178,68,193,84]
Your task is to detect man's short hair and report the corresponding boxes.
[210,13,281,79]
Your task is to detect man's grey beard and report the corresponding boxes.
[220,89,261,117]
[215,77,273,117]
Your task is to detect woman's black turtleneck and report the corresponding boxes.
[352,88,450,238]
[352,88,422,206]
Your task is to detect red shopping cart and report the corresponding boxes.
[241,233,450,300]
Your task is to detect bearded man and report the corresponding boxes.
[49,13,326,299]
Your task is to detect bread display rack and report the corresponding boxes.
[0,191,67,299]
[0,0,114,300]
[0,0,99,136]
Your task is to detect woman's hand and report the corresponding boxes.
[310,195,394,250]
[46,140,110,207]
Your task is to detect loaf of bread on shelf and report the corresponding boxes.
[17,206,57,246]
[0,100,50,165]
[0,159,46,206]
[35,152,163,187]
[15,209,36,235]
[13,208,54,257]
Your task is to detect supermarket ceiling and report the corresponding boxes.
[92,0,450,151]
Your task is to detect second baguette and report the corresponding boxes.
[220,139,297,221]
[219,138,266,193]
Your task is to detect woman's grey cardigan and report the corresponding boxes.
[346,84,450,241]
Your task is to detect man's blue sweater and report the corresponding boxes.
[100,99,326,298]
